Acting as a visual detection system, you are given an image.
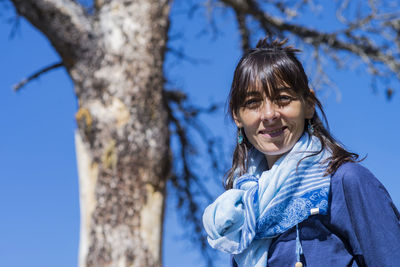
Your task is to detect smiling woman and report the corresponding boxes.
[225,38,358,188]
[233,87,313,167]
[202,38,400,267]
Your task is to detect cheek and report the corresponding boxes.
[286,103,306,118]
[239,111,260,130]
[284,107,306,130]
[242,123,259,140]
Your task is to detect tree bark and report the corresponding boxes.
[11,0,171,266]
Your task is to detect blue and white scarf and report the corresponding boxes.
[202,133,331,267]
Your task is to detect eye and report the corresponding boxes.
[274,94,295,106]
[243,98,262,109]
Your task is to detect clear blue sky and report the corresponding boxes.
[1,2,399,267]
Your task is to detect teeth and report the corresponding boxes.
[263,128,283,134]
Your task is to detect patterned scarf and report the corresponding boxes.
[202,133,331,267]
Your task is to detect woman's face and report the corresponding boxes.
[234,86,314,167]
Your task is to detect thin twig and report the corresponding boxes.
[167,46,209,65]
[13,61,63,91]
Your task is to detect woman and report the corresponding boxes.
[202,38,400,267]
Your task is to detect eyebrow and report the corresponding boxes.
[245,91,263,97]
[276,86,292,91]
[245,86,293,97]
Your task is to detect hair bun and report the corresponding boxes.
[255,37,301,53]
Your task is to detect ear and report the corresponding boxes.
[304,94,315,119]
[233,112,243,128]
[305,104,315,119]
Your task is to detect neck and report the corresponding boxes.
[266,154,281,169]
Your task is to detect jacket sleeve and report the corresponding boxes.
[341,164,400,266]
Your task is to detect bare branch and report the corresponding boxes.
[167,46,210,65]
[164,88,225,267]
[335,0,351,24]
[198,0,225,40]
[220,0,400,84]
[234,8,251,52]
[10,0,94,67]
[13,62,64,91]
[7,13,21,39]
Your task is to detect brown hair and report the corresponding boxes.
[225,38,359,189]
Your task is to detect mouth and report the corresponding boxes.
[259,126,287,138]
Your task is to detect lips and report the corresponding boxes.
[259,126,287,137]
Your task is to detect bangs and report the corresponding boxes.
[229,50,309,116]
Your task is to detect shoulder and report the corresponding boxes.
[331,162,391,203]
[333,162,373,179]
[332,162,380,189]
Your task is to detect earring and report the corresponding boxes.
[307,119,314,134]
[237,128,244,145]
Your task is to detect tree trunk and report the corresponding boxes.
[10,0,171,266]
[72,2,171,266]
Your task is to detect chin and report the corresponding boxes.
[258,147,287,156]
[257,142,296,156]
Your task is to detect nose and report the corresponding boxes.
[260,99,279,122]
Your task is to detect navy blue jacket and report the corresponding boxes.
[233,163,400,266]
